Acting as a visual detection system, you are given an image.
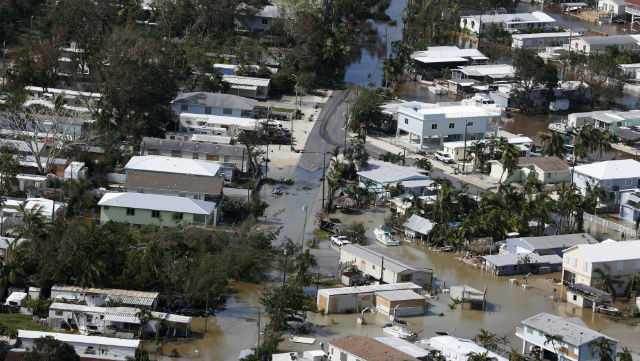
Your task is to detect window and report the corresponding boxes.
[432,123,438,129]
[193,214,206,224]
[262,18,269,25]
[223,108,233,115]
[207,154,220,161]
[55,310,63,316]
[340,352,348,361]
[192,153,199,159]
[180,104,188,111]
[205,106,212,114]
[174,213,183,220]
[449,123,455,129]
[152,210,160,218]
[126,208,135,216]
[404,118,409,124]
[467,121,474,127]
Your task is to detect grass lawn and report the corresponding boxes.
[271,107,295,113]
[0,313,48,335]
[313,228,331,240]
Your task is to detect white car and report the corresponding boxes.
[330,235,351,247]
[435,151,455,164]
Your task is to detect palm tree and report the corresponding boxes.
[591,337,615,361]
[539,131,565,158]
[617,347,633,361]
[475,329,499,351]
[498,142,521,190]
[136,308,153,339]
[544,334,564,357]
[467,352,493,361]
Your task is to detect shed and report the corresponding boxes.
[375,289,426,316]
[403,215,434,241]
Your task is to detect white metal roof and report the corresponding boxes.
[520,313,614,346]
[180,113,258,130]
[222,75,271,87]
[564,239,640,263]
[375,289,424,301]
[173,92,257,110]
[455,64,515,78]
[357,160,430,185]
[98,192,217,215]
[403,214,434,235]
[411,46,487,64]
[512,32,576,40]
[18,330,141,348]
[341,244,428,273]
[429,336,508,361]
[572,159,640,180]
[318,282,422,297]
[462,11,555,24]
[125,155,222,177]
[374,337,430,358]
[5,292,27,305]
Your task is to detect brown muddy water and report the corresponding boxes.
[152,208,640,361]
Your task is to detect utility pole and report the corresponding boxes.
[282,249,288,287]
[256,309,261,359]
[300,205,308,250]
[321,152,327,209]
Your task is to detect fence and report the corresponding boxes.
[583,212,639,240]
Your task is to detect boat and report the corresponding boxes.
[595,304,622,316]
[374,226,400,246]
[382,324,417,340]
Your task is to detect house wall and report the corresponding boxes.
[518,325,616,361]
[573,172,640,206]
[535,166,571,184]
[171,103,249,118]
[598,0,625,15]
[563,249,640,295]
[328,345,367,361]
[375,297,426,316]
[20,338,137,361]
[236,15,274,33]
[125,170,224,200]
[512,35,574,49]
[100,206,215,227]
[396,109,491,142]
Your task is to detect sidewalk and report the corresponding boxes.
[367,135,499,191]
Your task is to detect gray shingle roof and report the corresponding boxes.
[173,92,257,111]
[521,313,615,346]
[403,215,434,235]
[518,233,597,251]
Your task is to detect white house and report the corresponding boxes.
[516,313,617,361]
[424,336,508,361]
[98,192,218,227]
[17,330,140,361]
[356,160,433,195]
[411,46,488,75]
[619,63,640,81]
[394,98,502,148]
[562,239,640,296]
[571,35,640,55]
[460,12,556,35]
[512,32,580,49]
[179,112,258,137]
[572,159,640,206]
[568,109,640,135]
[172,92,257,117]
[50,285,159,308]
[598,0,631,16]
[223,75,271,99]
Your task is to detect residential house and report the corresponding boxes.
[490,156,570,185]
[223,75,271,99]
[141,137,248,181]
[374,337,430,360]
[50,285,159,308]
[48,302,191,338]
[483,253,563,275]
[598,0,634,16]
[375,289,426,316]
[619,63,640,81]
[357,160,433,196]
[619,188,640,222]
[572,159,640,207]
[424,336,508,361]
[235,4,282,33]
[328,336,421,361]
[571,35,640,55]
[179,113,258,137]
[567,109,640,136]
[339,244,433,288]
[562,239,640,296]
[124,155,224,201]
[505,233,597,256]
[442,136,533,163]
[393,98,502,148]
[516,313,617,361]
[459,12,556,35]
[451,64,516,84]
[512,32,581,49]
[24,198,66,222]
[316,283,423,314]
[98,192,218,227]
[403,214,434,242]
[172,92,257,117]
[16,330,140,361]
[410,46,488,77]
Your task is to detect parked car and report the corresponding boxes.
[331,235,351,247]
[435,151,455,164]
[596,304,621,316]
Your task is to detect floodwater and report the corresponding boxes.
[344,0,408,87]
